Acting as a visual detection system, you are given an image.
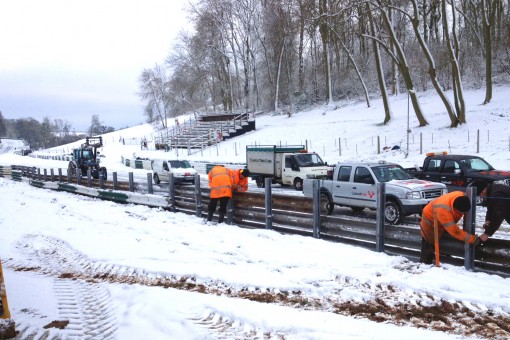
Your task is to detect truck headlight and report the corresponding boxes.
[406,191,421,199]
[442,188,448,195]
[494,179,509,186]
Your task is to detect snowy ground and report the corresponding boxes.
[1,86,510,339]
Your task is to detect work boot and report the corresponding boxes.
[207,211,214,222]
[218,213,225,223]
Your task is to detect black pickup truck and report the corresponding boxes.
[406,152,510,193]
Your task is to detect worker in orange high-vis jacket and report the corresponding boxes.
[229,168,250,193]
[207,165,233,223]
[420,191,488,264]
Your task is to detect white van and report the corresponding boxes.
[151,159,197,184]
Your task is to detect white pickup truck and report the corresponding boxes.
[303,161,447,224]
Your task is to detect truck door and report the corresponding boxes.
[282,155,298,185]
[161,161,170,182]
[351,166,377,208]
[440,159,465,191]
[331,165,352,205]
[422,157,443,183]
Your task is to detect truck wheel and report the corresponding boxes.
[320,193,334,215]
[294,178,304,191]
[256,177,265,188]
[153,173,161,184]
[100,167,107,181]
[385,200,402,225]
[351,207,365,213]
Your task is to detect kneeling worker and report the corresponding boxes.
[420,191,488,264]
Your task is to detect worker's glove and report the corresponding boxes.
[473,236,482,247]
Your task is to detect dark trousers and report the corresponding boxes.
[207,197,230,222]
[420,238,435,264]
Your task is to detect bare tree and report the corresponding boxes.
[138,65,170,129]
[407,0,459,127]
[371,1,428,126]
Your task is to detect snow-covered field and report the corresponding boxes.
[1,86,510,339]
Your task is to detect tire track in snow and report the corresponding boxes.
[6,234,510,339]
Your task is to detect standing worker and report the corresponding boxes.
[207,165,232,224]
[420,191,488,264]
[475,182,510,237]
[207,166,250,224]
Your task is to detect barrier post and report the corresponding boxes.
[129,172,134,192]
[375,182,385,252]
[464,187,476,270]
[113,172,118,190]
[265,177,272,230]
[169,173,176,213]
[312,180,320,238]
[87,169,92,187]
[194,174,202,217]
[147,173,153,194]
[227,199,233,225]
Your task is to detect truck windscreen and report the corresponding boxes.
[294,153,325,167]
[372,165,413,182]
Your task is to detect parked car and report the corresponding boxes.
[151,159,197,184]
[303,161,447,224]
[405,152,510,199]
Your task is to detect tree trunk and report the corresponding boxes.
[410,0,458,127]
[274,42,285,113]
[367,2,390,123]
[442,0,466,123]
[481,0,497,104]
[319,0,333,104]
[378,2,428,126]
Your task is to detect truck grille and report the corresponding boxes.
[422,189,443,200]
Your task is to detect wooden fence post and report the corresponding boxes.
[477,129,480,153]
[434,211,440,267]
[0,259,12,319]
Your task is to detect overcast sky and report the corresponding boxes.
[0,0,190,131]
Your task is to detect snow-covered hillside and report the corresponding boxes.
[1,86,510,339]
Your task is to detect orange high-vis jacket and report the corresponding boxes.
[229,169,248,192]
[420,191,477,244]
[208,166,233,198]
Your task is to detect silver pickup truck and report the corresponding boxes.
[303,161,447,224]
